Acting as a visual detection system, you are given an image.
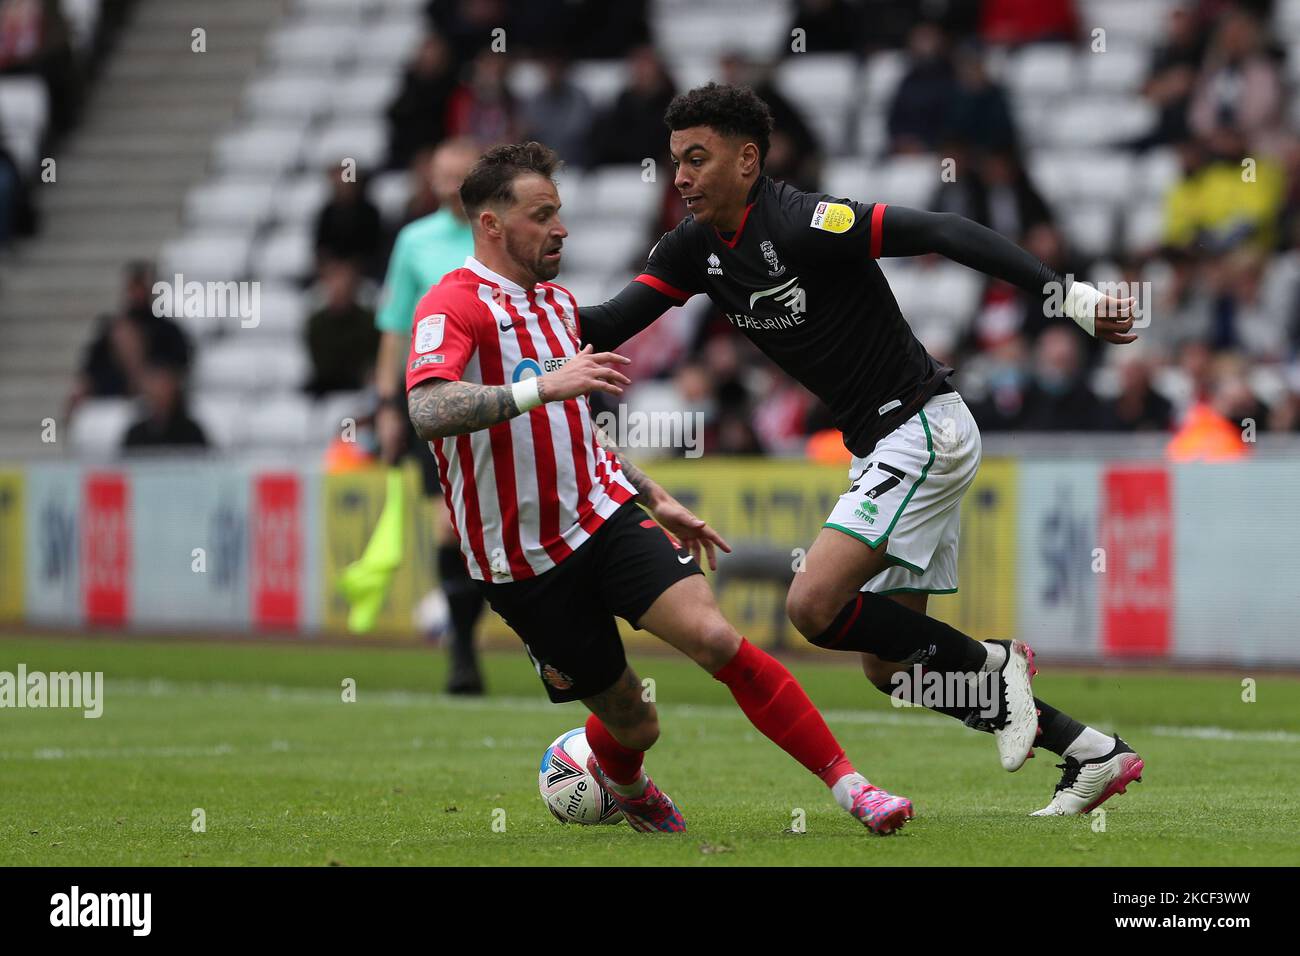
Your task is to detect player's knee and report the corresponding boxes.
[786,587,839,643]
[690,616,742,674]
[611,711,660,751]
[860,654,898,693]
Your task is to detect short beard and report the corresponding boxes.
[505,233,556,284]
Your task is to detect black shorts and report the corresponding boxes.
[476,500,704,703]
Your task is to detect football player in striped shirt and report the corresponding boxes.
[405,142,913,834]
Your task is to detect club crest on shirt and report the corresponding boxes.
[760,240,785,277]
[810,201,855,234]
[414,313,445,353]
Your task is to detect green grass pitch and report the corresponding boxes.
[1,635,1297,866]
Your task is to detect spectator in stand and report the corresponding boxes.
[931,148,1052,238]
[1106,353,1174,432]
[887,22,958,155]
[1188,7,1284,159]
[589,46,676,167]
[783,0,861,54]
[979,0,1079,46]
[385,33,457,170]
[719,52,822,190]
[304,260,379,397]
[944,40,1019,154]
[1164,133,1284,256]
[426,0,509,66]
[121,359,208,454]
[396,146,439,226]
[1015,326,1108,431]
[968,335,1031,431]
[1134,3,1206,151]
[0,0,74,132]
[520,53,594,169]
[314,169,384,278]
[66,262,192,417]
[444,49,521,145]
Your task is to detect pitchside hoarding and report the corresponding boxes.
[1,457,1297,665]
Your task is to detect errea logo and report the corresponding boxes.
[706,253,723,276]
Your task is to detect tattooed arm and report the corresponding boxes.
[595,427,731,569]
[407,379,522,440]
[408,344,636,439]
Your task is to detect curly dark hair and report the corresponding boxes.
[459,141,562,217]
[663,82,775,166]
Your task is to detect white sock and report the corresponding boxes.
[981,641,1007,673]
[1064,727,1115,763]
[603,772,648,798]
[831,771,869,812]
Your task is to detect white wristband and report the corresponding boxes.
[511,377,543,412]
[1063,280,1102,337]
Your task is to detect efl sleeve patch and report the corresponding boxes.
[414,314,445,353]
[809,201,856,234]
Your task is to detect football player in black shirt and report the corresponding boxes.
[579,83,1145,816]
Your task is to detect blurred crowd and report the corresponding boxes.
[60,0,1300,460]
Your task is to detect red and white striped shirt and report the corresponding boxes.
[405,256,638,582]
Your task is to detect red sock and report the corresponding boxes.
[584,713,645,786]
[713,638,855,787]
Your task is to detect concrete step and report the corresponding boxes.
[91,77,246,109]
[103,49,262,83]
[50,155,212,188]
[79,103,241,135]
[1,265,122,296]
[16,238,166,268]
[40,185,183,214]
[147,0,287,28]
[69,133,216,161]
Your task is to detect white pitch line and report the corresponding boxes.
[0,681,1294,764]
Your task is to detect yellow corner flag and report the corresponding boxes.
[337,467,406,634]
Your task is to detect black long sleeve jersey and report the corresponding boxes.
[579,175,1065,457]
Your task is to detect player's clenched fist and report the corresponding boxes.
[1093,294,1139,345]
[538,344,632,401]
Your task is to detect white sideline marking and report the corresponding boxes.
[1,680,1296,762]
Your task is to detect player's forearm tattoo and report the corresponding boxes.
[408,379,520,439]
[594,426,658,499]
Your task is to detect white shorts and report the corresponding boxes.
[823,390,981,595]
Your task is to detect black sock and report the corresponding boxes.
[811,591,987,674]
[438,544,484,674]
[1034,698,1085,757]
[867,669,980,723]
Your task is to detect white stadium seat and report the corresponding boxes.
[1138,147,1181,199]
[214,122,309,175]
[244,71,337,120]
[244,392,314,447]
[861,52,905,111]
[250,227,315,283]
[247,282,310,338]
[774,53,860,115]
[329,68,402,117]
[191,394,248,449]
[1008,45,1077,100]
[369,169,412,226]
[355,19,426,65]
[1048,98,1155,147]
[589,165,660,222]
[70,399,134,456]
[1061,205,1116,258]
[312,390,371,443]
[1079,46,1148,93]
[309,118,388,169]
[570,61,629,109]
[272,175,330,227]
[877,155,942,208]
[822,157,872,203]
[184,177,279,230]
[158,232,254,285]
[267,21,359,67]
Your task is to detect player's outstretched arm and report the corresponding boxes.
[578,280,680,352]
[408,345,633,439]
[594,427,732,570]
[876,205,1137,344]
